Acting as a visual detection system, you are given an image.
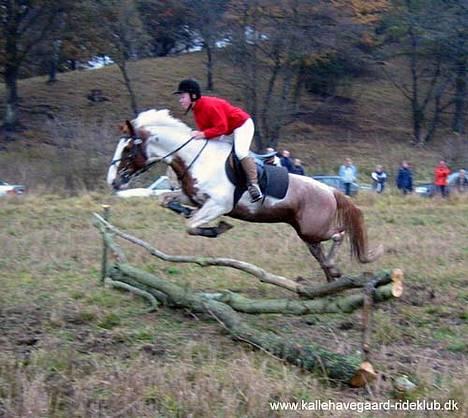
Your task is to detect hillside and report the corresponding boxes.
[0,51,464,191]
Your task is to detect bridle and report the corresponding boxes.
[111,133,208,184]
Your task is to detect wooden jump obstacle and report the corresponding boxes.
[94,206,403,387]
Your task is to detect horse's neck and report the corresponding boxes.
[147,129,232,167]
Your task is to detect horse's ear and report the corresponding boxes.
[118,120,135,137]
[125,120,136,137]
[118,123,128,134]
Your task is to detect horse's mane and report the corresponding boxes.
[133,109,190,134]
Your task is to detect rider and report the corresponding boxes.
[173,79,263,203]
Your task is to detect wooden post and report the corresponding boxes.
[361,282,374,362]
[100,205,111,283]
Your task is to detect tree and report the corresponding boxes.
[185,0,230,91]
[440,0,467,134]
[376,0,466,144]
[0,0,68,132]
[137,0,193,57]
[224,0,369,149]
[95,0,150,117]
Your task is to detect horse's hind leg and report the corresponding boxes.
[307,242,342,282]
[324,232,345,274]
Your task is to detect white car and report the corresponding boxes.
[115,176,176,198]
[0,179,26,197]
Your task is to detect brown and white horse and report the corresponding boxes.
[107,109,383,281]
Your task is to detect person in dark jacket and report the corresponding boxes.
[396,160,413,194]
[371,165,387,193]
[292,158,305,175]
[280,150,294,173]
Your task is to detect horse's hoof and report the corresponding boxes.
[329,268,342,278]
[187,227,198,236]
[217,221,233,235]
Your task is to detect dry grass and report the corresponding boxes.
[0,192,467,417]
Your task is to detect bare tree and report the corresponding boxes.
[186,0,229,91]
[377,0,466,144]
[223,0,365,149]
[95,0,150,117]
[0,0,69,132]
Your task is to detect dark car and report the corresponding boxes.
[311,175,359,196]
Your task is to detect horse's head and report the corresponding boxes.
[107,120,149,191]
[107,109,195,190]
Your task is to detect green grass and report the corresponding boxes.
[0,193,467,417]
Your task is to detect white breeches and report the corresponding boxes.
[233,118,254,160]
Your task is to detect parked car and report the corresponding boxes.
[115,176,176,198]
[0,179,26,197]
[311,175,359,196]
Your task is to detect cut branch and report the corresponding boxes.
[93,213,300,293]
[93,213,400,299]
[104,277,159,312]
[194,284,400,315]
[107,263,375,386]
[93,212,403,387]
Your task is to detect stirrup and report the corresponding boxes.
[248,184,263,202]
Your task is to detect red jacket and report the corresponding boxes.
[192,96,250,139]
[434,164,450,186]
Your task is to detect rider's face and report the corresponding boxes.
[178,93,191,110]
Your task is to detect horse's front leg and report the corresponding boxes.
[186,199,233,238]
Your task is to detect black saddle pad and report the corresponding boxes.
[261,164,289,199]
[225,154,289,205]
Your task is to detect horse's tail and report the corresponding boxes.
[333,190,384,263]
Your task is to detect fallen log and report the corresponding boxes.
[94,210,404,387]
[198,283,399,315]
[94,213,399,299]
[108,263,376,386]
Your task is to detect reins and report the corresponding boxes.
[113,134,208,182]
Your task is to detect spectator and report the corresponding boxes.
[453,169,468,193]
[292,158,305,175]
[396,160,413,195]
[371,165,387,193]
[434,160,451,198]
[280,150,294,173]
[266,147,282,166]
[338,157,357,196]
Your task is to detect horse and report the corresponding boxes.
[107,109,383,282]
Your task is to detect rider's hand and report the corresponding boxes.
[191,130,205,139]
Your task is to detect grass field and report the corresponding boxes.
[0,191,466,417]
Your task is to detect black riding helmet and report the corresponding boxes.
[173,79,201,101]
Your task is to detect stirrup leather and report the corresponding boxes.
[248,183,263,202]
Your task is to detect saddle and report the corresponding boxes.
[225,151,289,205]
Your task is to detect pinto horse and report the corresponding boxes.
[107,109,383,282]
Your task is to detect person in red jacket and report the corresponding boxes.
[173,79,263,202]
[434,160,451,198]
